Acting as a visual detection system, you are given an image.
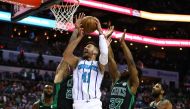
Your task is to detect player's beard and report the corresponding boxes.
[120,72,129,80]
[44,92,53,98]
[151,91,160,98]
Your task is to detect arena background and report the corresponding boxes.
[0,0,190,108]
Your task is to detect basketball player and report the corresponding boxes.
[149,83,172,109]
[108,29,140,109]
[32,84,54,109]
[53,13,85,109]
[53,60,73,109]
[53,47,73,109]
[63,18,114,109]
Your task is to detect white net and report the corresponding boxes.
[50,0,79,32]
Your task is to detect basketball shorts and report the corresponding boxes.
[73,99,102,109]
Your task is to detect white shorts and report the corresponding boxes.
[73,99,102,109]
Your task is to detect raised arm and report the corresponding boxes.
[69,13,85,42]
[120,29,139,94]
[96,20,114,73]
[54,13,85,83]
[54,59,70,83]
[63,26,84,69]
[108,45,120,83]
[55,29,79,83]
[54,29,78,83]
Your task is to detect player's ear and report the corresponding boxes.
[161,90,165,95]
[93,47,99,55]
[93,49,98,55]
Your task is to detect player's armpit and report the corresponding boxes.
[98,62,105,74]
[63,55,79,70]
[63,27,84,69]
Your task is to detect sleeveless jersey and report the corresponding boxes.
[54,75,73,109]
[72,60,104,101]
[108,79,135,109]
[38,100,55,109]
[150,99,167,109]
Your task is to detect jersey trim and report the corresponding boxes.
[94,70,99,98]
[87,61,93,100]
[77,67,80,100]
[127,81,135,96]
[53,83,61,108]
[127,81,135,109]
[128,94,135,109]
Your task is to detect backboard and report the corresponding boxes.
[0,0,61,22]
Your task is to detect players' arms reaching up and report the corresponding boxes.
[120,29,139,94]
[54,13,85,83]
[54,58,70,83]
[106,26,120,83]
[63,27,84,69]
[69,13,85,42]
[108,44,121,83]
[96,18,114,73]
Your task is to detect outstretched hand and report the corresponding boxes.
[106,33,112,47]
[104,26,114,38]
[120,29,126,43]
[104,26,114,47]
[75,13,85,29]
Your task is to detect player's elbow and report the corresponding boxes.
[63,52,69,58]
[132,77,140,87]
[135,79,140,87]
[54,74,62,84]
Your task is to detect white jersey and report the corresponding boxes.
[72,60,104,101]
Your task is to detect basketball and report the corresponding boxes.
[81,16,98,34]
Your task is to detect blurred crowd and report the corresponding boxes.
[0,70,53,109]
[0,70,190,109]
[0,1,190,109]
[1,38,190,73]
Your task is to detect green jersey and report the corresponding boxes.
[108,79,135,109]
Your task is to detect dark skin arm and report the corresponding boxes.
[120,29,139,94]
[108,45,120,83]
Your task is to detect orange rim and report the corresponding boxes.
[0,0,41,8]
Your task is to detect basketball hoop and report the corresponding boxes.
[50,0,80,32]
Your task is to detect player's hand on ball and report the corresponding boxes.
[78,27,84,38]
[94,18,103,35]
[75,13,85,29]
